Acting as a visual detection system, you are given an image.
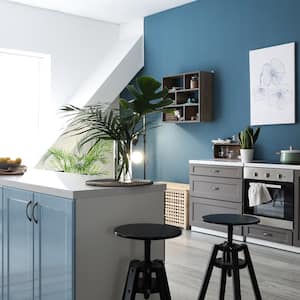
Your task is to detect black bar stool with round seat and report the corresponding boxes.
[114,223,181,300]
[198,214,262,300]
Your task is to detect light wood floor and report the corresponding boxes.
[165,230,300,300]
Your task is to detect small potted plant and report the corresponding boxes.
[238,126,260,163]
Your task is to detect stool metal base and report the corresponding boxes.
[198,242,262,300]
[122,259,171,300]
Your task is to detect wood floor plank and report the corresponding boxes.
[166,231,300,300]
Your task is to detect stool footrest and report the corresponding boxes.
[122,259,171,300]
[217,242,245,252]
[214,257,247,270]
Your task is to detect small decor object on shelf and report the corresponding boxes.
[174,110,181,120]
[162,71,213,123]
[190,75,198,89]
[238,126,260,163]
[61,76,173,186]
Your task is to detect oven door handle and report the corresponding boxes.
[249,183,282,189]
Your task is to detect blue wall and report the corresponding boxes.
[141,0,300,183]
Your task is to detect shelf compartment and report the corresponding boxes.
[163,106,183,122]
[176,90,199,105]
[185,105,199,121]
[163,76,184,91]
[184,72,200,89]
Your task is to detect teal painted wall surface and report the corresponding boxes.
[140,0,300,183]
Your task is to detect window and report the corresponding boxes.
[0,48,51,167]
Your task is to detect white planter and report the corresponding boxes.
[240,149,254,163]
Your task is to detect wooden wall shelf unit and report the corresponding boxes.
[162,71,214,123]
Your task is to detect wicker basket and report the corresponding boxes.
[160,182,190,229]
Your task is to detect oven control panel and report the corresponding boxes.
[244,167,294,183]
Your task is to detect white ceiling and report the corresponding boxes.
[8,0,195,24]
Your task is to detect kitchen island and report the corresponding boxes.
[0,169,165,300]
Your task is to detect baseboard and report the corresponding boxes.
[246,237,300,253]
[191,226,300,253]
[191,226,244,242]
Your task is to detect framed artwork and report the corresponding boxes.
[249,42,295,125]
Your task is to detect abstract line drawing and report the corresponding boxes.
[249,43,295,125]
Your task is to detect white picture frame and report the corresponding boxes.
[249,42,295,125]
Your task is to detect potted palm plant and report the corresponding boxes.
[238,126,260,163]
[61,75,173,185]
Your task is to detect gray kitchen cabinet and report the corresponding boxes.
[245,224,293,245]
[294,171,300,247]
[190,196,242,233]
[189,164,243,234]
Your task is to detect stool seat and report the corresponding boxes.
[203,214,260,226]
[114,223,182,241]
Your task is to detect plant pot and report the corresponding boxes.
[240,149,254,163]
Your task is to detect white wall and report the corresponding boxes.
[0,1,120,106]
[0,1,120,144]
[0,0,120,159]
[0,1,145,168]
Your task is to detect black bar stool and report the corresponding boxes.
[198,214,262,300]
[114,223,181,300]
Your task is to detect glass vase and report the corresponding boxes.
[114,140,133,182]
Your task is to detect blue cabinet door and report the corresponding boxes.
[3,188,34,300]
[34,193,74,300]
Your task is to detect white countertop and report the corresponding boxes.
[189,159,300,170]
[0,169,165,199]
[189,159,244,167]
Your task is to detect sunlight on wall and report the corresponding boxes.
[0,48,51,167]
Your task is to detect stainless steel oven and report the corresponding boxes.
[244,167,294,230]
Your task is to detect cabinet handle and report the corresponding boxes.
[32,202,38,224]
[26,201,33,222]
[213,169,220,173]
[263,232,272,237]
[211,186,220,191]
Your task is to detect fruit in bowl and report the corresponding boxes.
[0,157,22,170]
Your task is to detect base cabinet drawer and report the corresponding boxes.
[245,225,293,245]
[190,164,242,179]
[190,197,242,234]
[190,175,242,202]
